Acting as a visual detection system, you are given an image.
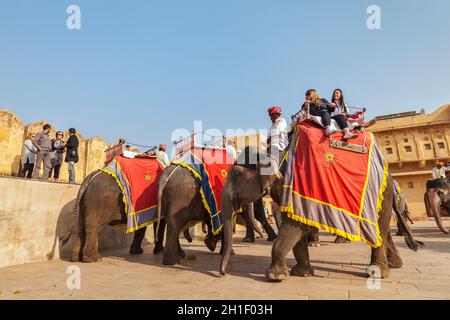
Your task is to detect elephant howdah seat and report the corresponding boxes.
[294,109,369,154]
[279,121,388,247]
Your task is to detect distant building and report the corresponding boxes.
[368,104,450,218]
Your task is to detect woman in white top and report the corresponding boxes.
[20,132,37,178]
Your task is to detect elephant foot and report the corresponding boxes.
[309,241,321,247]
[82,255,101,263]
[265,264,289,282]
[367,264,390,279]
[442,229,449,235]
[291,265,314,277]
[70,253,81,262]
[204,236,218,252]
[153,244,164,255]
[163,253,181,266]
[129,246,143,255]
[395,231,404,236]
[334,236,349,244]
[242,236,255,243]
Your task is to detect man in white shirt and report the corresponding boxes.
[267,106,289,154]
[432,161,446,179]
[157,144,170,168]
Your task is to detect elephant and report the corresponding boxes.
[68,170,166,263]
[219,147,423,280]
[155,160,265,266]
[424,178,449,234]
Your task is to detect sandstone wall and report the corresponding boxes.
[0,109,108,183]
[0,176,157,268]
[0,110,24,176]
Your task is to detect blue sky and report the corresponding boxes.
[1,0,450,149]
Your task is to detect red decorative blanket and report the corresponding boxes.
[101,156,165,233]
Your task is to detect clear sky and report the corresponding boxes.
[1,0,450,149]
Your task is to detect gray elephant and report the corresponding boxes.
[155,161,264,265]
[68,170,165,263]
[424,178,449,234]
[219,147,423,280]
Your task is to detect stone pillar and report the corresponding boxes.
[84,136,109,177]
[0,110,25,176]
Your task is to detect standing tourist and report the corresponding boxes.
[19,132,37,178]
[65,128,79,183]
[32,124,53,180]
[49,131,65,181]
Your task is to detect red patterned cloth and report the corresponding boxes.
[101,156,165,232]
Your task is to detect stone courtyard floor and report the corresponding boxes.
[0,220,449,300]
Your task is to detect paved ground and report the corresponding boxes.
[0,220,449,300]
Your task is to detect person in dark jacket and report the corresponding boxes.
[65,128,79,183]
[300,89,332,132]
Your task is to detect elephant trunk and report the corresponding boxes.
[247,202,265,238]
[425,190,449,234]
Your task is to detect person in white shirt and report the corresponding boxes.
[432,161,446,179]
[157,144,170,167]
[267,106,289,154]
[224,139,237,164]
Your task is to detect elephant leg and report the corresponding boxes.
[272,203,282,231]
[183,229,193,243]
[387,232,403,269]
[153,220,165,255]
[129,227,146,255]
[254,198,277,241]
[258,214,277,241]
[177,237,186,259]
[163,218,183,265]
[81,223,102,263]
[70,213,84,262]
[266,219,305,281]
[291,233,314,277]
[308,227,320,247]
[240,208,255,243]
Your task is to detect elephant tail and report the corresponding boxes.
[394,196,424,252]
